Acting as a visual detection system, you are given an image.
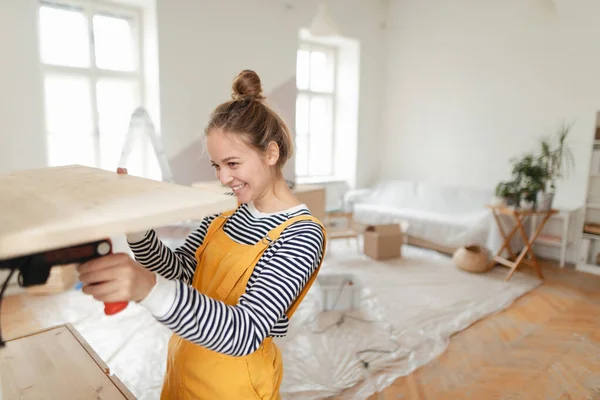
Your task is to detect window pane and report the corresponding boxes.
[309,50,335,93]
[44,74,93,135]
[295,94,309,136]
[296,49,310,90]
[96,78,140,170]
[308,131,333,176]
[93,14,136,71]
[39,5,89,68]
[47,133,95,167]
[308,96,334,176]
[309,96,333,137]
[295,134,309,177]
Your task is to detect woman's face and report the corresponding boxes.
[206,129,276,204]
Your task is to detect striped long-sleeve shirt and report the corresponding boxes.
[128,201,325,357]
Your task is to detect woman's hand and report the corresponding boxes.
[78,253,156,303]
[116,166,149,243]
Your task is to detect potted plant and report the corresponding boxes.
[495,180,520,206]
[537,122,575,210]
[509,152,548,209]
[519,175,545,209]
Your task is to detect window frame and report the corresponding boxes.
[295,40,338,180]
[38,0,145,169]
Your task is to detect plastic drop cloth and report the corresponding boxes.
[39,239,541,400]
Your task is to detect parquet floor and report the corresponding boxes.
[3,260,600,399]
[362,262,600,400]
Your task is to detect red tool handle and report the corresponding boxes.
[97,240,129,316]
[104,301,128,315]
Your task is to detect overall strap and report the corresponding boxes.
[263,214,325,245]
[262,215,327,320]
[214,214,326,303]
[194,209,236,260]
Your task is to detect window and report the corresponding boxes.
[295,42,337,179]
[38,1,148,174]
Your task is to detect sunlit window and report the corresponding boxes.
[39,5,89,68]
[93,14,136,72]
[38,1,146,173]
[295,42,336,178]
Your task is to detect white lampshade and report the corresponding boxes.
[310,4,341,37]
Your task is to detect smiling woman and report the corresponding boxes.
[77,70,327,400]
[206,70,295,208]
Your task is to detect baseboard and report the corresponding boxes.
[405,236,457,255]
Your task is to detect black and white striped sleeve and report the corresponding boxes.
[141,220,325,356]
[127,214,218,285]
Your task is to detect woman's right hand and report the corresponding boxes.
[118,167,148,242]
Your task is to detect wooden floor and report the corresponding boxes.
[362,262,600,400]
[3,260,600,399]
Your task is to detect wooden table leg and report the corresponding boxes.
[490,209,517,260]
[518,219,541,275]
[505,211,552,281]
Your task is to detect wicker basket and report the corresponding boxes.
[452,245,491,273]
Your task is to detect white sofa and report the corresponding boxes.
[344,180,513,255]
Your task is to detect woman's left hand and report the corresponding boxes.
[78,253,156,303]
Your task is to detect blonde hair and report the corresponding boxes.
[205,70,294,170]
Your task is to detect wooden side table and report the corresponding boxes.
[486,205,558,281]
[324,210,361,252]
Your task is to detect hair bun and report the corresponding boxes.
[232,70,265,102]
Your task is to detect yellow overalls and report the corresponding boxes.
[160,209,326,400]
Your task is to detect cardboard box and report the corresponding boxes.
[293,184,326,222]
[363,224,403,260]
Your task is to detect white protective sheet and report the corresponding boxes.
[32,240,541,399]
[353,203,492,249]
[346,179,514,254]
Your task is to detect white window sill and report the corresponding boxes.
[295,175,347,185]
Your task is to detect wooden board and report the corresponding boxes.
[0,165,237,260]
[0,324,136,399]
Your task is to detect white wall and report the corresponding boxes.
[0,0,47,173]
[0,0,385,190]
[155,0,386,188]
[381,0,600,212]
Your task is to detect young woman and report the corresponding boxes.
[77,70,326,399]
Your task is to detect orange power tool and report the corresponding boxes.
[1,238,128,315]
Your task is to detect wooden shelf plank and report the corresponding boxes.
[583,233,600,241]
[0,324,134,399]
[536,234,561,243]
[0,165,237,260]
